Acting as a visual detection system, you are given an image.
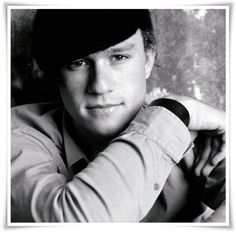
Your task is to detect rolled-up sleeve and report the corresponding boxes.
[11,106,192,222]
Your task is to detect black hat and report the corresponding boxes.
[32,9,153,71]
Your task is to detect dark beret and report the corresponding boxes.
[32,9,153,71]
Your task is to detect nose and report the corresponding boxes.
[87,60,114,95]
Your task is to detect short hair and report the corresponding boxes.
[141,29,157,52]
[32,9,156,72]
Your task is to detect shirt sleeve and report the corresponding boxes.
[11,106,192,222]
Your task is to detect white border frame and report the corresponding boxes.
[6,4,230,230]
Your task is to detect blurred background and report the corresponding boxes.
[11,9,226,110]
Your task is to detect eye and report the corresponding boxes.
[111,55,129,63]
[65,58,90,71]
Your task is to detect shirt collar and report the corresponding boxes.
[62,110,89,170]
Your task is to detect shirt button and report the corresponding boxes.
[153,183,159,191]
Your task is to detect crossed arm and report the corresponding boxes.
[11,96,226,222]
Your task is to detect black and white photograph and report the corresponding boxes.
[6,4,230,228]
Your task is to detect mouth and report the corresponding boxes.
[86,103,122,109]
[86,103,123,117]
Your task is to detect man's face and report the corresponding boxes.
[59,29,155,139]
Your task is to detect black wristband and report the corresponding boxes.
[149,98,190,126]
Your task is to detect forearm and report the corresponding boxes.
[29,137,173,222]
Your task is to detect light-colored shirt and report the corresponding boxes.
[11,102,194,222]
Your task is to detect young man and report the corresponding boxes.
[11,9,225,222]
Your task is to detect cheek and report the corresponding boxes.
[59,74,89,116]
[60,72,87,101]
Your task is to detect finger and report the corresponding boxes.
[181,149,195,172]
[210,151,225,166]
[210,139,225,164]
[194,137,212,176]
[201,137,225,177]
[201,152,225,177]
[193,134,204,165]
[219,142,226,152]
[218,133,226,152]
[195,134,221,165]
[221,133,226,143]
[190,131,198,142]
[195,136,211,165]
[209,135,225,165]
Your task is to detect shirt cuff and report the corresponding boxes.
[149,98,190,126]
[123,106,193,163]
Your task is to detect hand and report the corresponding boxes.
[192,201,225,222]
[205,200,226,222]
[180,132,225,177]
[167,95,225,134]
[193,133,225,177]
[167,95,226,176]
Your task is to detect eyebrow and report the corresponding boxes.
[107,43,135,53]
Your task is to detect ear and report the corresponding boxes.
[145,50,156,80]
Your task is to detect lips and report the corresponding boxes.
[86,103,121,109]
[86,103,123,117]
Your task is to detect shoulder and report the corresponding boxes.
[11,102,64,151]
[11,101,63,121]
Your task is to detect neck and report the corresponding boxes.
[73,123,116,161]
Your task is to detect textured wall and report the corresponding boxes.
[11,9,226,110]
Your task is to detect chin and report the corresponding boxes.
[89,123,125,139]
